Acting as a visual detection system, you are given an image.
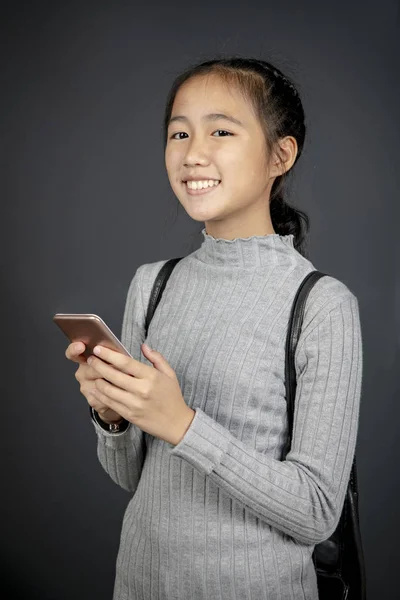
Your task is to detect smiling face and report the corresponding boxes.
[165,73,293,240]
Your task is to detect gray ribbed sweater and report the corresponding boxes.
[90,228,363,600]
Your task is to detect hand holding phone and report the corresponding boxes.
[54,313,131,424]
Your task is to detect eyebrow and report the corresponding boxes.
[168,113,244,128]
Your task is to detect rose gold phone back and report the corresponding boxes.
[53,313,131,359]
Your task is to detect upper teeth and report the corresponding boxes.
[186,179,220,189]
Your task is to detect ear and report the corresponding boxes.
[270,136,298,177]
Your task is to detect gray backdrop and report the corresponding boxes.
[2,0,399,598]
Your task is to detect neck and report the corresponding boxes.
[195,227,296,269]
[204,215,277,241]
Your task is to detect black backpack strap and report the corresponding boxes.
[144,257,184,339]
[282,270,327,460]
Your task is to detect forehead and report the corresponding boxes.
[172,74,251,120]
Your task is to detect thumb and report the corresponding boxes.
[141,343,175,378]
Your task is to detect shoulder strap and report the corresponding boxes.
[282,270,327,460]
[144,257,183,338]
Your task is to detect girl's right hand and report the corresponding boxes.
[65,341,125,425]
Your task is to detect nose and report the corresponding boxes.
[183,136,209,167]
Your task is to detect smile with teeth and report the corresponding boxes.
[185,179,221,190]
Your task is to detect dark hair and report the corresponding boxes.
[163,56,310,257]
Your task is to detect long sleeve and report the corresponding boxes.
[91,264,147,492]
[170,294,363,546]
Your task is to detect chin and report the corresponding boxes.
[184,207,219,222]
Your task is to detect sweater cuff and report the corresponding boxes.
[169,408,231,474]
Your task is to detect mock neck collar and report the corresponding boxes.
[194,227,296,269]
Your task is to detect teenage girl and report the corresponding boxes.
[66,57,363,600]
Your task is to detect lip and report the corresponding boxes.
[183,181,221,196]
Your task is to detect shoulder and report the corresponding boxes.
[132,258,179,304]
[300,271,360,339]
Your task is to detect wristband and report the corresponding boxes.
[90,406,130,433]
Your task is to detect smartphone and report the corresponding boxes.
[53,313,133,360]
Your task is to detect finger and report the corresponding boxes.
[91,345,144,377]
[85,390,120,422]
[85,387,104,410]
[66,342,86,362]
[91,382,133,419]
[84,367,105,382]
[87,356,138,393]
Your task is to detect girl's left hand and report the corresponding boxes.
[87,342,195,446]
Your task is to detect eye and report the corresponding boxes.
[212,130,233,137]
[170,132,188,140]
[169,130,233,140]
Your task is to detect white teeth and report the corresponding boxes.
[186,179,220,190]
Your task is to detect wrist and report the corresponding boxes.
[171,408,195,446]
[98,413,125,425]
[90,407,130,434]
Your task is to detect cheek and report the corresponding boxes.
[165,147,180,173]
[236,148,267,186]
[227,157,255,188]
[226,162,266,198]
[165,155,184,194]
[222,143,254,173]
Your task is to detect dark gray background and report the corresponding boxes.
[2,0,399,598]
